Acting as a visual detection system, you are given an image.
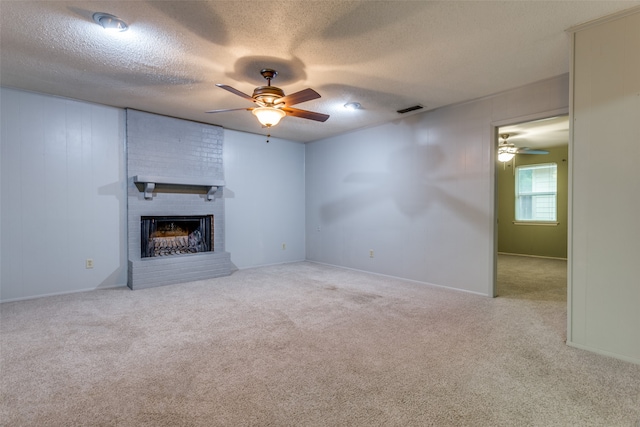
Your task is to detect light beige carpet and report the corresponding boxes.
[1,258,639,426]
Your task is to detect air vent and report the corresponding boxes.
[396,105,423,114]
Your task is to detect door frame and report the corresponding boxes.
[490,107,569,298]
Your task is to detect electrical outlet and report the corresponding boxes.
[369,250,374,258]
[85,259,94,269]
[282,243,286,250]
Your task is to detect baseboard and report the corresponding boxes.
[306,260,491,297]
[235,258,307,271]
[567,341,640,366]
[498,252,567,261]
[0,283,127,303]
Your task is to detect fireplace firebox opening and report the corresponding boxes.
[141,215,213,258]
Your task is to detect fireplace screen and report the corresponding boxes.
[141,215,213,258]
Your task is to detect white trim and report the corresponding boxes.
[567,341,640,366]
[497,252,567,261]
[234,258,307,271]
[491,125,499,297]
[491,107,569,129]
[566,29,576,345]
[513,221,559,226]
[446,75,570,115]
[566,5,640,34]
[0,283,126,303]
[306,260,491,297]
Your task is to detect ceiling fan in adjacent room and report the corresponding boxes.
[206,68,330,128]
[497,133,549,162]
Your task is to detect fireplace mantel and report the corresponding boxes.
[134,175,225,200]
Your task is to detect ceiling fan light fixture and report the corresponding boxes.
[93,12,128,32]
[498,148,515,162]
[344,102,361,110]
[252,107,286,127]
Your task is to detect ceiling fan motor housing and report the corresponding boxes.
[252,86,285,105]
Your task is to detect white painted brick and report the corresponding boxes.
[126,109,230,289]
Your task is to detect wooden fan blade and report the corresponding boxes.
[275,88,321,106]
[205,107,253,113]
[216,84,256,103]
[282,107,329,122]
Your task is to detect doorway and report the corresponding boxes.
[492,113,569,299]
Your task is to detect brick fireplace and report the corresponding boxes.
[126,110,231,289]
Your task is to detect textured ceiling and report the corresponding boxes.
[1,1,639,143]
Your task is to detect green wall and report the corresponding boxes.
[497,145,568,258]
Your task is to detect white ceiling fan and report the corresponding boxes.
[497,133,549,162]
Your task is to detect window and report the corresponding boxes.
[515,163,557,222]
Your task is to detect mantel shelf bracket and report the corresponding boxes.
[143,182,156,199]
[206,186,219,201]
[133,175,225,201]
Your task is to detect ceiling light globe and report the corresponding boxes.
[252,107,286,127]
[498,150,515,162]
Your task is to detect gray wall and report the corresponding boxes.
[0,88,306,301]
[0,88,127,300]
[569,10,640,363]
[0,77,571,301]
[224,130,306,269]
[306,75,569,296]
